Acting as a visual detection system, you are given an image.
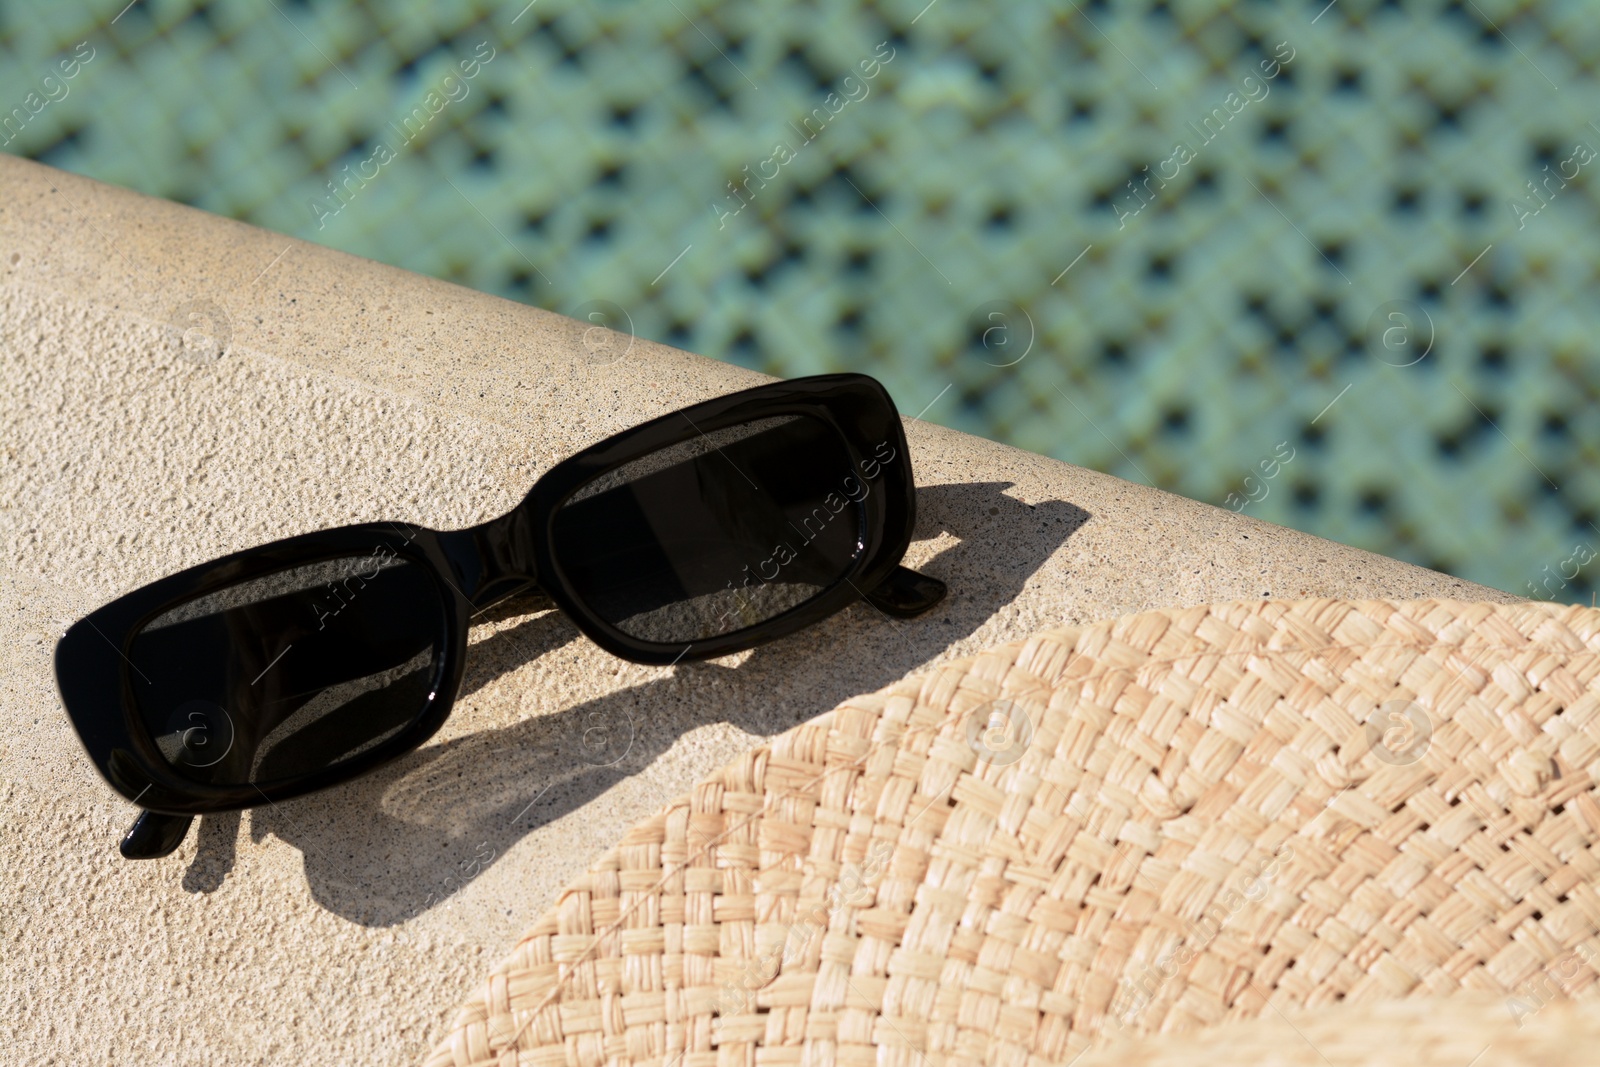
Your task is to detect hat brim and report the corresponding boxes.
[425,598,1600,1066]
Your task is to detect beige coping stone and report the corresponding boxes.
[0,155,1517,1064]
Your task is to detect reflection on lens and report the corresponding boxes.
[128,552,444,787]
[552,415,869,643]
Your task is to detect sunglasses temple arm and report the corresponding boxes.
[120,809,194,860]
[863,565,947,618]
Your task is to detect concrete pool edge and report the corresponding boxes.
[0,155,1520,606]
[0,155,1522,1066]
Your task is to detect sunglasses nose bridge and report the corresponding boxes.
[438,510,540,610]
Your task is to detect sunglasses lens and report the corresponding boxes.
[552,414,870,643]
[127,553,445,786]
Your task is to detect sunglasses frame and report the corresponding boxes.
[55,373,932,820]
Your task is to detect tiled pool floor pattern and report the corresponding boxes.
[3,0,1596,601]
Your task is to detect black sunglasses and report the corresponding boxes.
[54,373,946,860]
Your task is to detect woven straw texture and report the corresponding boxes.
[424,598,1600,1067]
[1072,994,1600,1067]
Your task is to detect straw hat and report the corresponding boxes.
[423,597,1600,1067]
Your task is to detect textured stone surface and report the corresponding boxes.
[0,156,1518,1066]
